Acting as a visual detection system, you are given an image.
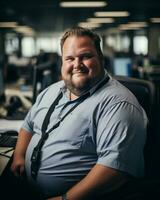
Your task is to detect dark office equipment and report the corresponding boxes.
[0,131,18,147]
[32,65,54,103]
[3,130,18,136]
[6,96,23,116]
[5,111,27,120]
[32,53,61,103]
[0,68,5,101]
[2,95,29,120]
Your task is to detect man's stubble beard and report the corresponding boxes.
[63,72,104,96]
[64,77,92,96]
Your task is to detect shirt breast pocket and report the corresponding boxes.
[59,112,91,148]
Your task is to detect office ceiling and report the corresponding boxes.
[0,0,160,33]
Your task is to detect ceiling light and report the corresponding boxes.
[78,22,101,28]
[0,22,18,28]
[119,27,141,30]
[119,22,148,30]
[150,18,160,23]
[125,22,147,27]
[60,1,107,8]
[87,18,114,23]
[14,26,35,35]
[94,11,129,17]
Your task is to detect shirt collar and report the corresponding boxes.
[89,70,109,95]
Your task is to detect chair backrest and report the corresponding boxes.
[114,75,157,177]
[114,75,156,123]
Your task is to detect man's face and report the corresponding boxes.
[61,36,104,96]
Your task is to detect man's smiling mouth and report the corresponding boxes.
[72,68,88,75]
[72,71,86,75]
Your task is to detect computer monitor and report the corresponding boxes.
[32,65,53,103]
[0,68,5,102]
[32,66,42,104]
[113,57,132,77]
[32,53,61,103]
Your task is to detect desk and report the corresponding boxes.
[0,119,23,133]
[0,119,23,175]
[0,147,14,175]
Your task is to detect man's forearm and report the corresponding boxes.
[49,164,128,200]
[14,128,32,157]
[11,128,32,177]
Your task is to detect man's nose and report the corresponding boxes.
[73,58,83,69]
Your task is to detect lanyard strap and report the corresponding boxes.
[31,91,90,180]
[31,75,109,180]
[41,92,63,134]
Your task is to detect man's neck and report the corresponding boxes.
[70,92,79,100]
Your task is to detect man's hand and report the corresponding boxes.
[10,154,25,177]
[10,128,32,177]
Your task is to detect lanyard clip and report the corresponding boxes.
[31,146,41,180]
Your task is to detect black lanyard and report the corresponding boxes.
[31,75,109,180]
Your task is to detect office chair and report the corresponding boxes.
[114,75,158,175]
[111,75,160,200]
[114,75,156,122]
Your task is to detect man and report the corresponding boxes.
[11,27,147,200]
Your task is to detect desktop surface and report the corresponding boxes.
[0,83,30,178]
[0,147,14,175]
[0,119,23,176]
[0,119,23,133]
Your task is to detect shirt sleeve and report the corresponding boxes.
[96,101,147,177]
[21,88,48,134]
[22,109,34,134]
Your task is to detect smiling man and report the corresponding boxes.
[11,27,147,200]
[61,33,104,98]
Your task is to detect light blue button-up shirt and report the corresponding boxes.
[23,73,147,197]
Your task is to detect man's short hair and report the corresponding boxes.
[60,26,103,58]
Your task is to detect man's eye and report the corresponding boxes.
[66,57,74,61]
[82,54,93,60]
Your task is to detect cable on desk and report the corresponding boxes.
[0,148,14,158]
[0,153,12,158]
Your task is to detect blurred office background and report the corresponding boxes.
[0,0,160,116]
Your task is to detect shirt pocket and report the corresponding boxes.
[58,112,91,148]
